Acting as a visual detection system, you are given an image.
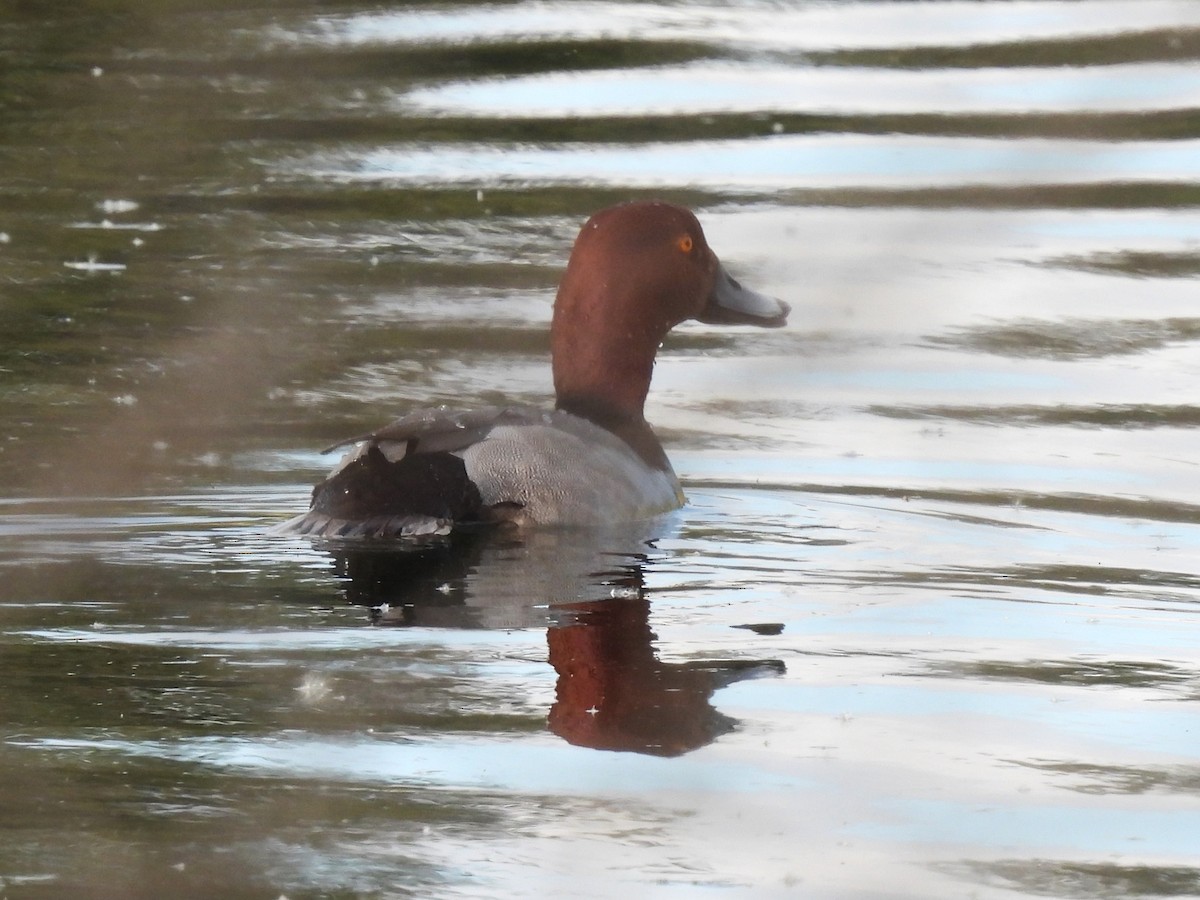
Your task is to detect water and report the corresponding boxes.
[3,1,1200,897]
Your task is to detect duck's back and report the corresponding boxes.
[462,409,683,526]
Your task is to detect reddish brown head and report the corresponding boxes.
[551,201,788,428]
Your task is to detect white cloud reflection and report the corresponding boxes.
[277,1,1200,52]
[282,134,1200,192]
[401,61,1200,118]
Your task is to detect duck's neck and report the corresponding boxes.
[556,392,672,473]
[554,346,653,421]
[552,328,671,472]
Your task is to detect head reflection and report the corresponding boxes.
[325,526,784,756]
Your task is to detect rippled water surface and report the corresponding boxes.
[3,1,1200,897]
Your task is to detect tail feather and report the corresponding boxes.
[274,444,481,541]
[270,510,453,540]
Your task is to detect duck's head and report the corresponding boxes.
[552,201,789,424]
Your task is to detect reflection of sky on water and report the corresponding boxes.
[789,593,1200,660]
[16,626,536,652]
[282,1,1200,51]
[854,800,1200,857]
[402,62,1199,117]
[726,679,1200,760]
[24,672,1200,864]
[1023,211,1200,242]
[289,135,1200,190]
[25,734,810,795]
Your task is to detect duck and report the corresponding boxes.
[278,200,789,539]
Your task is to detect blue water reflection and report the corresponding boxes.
[284,135,1200,190]
[403,62,1199,117]
[287,1,1200,52]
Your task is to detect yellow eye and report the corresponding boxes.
[677,235,694,253]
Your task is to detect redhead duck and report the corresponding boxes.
[279,201,789,538]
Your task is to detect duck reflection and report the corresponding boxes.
[324,525,784,757]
